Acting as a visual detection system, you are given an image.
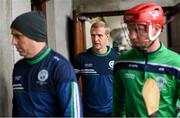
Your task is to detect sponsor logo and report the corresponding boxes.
[84,63,93,68]
[158,67,165,71]
[124,73,135,79]
[128,64,138,68]
[15,75,22,81]
[53,56,60,61]
[80,69,97,74]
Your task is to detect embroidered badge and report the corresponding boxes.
[109,60,115,69]
[38,69,48,82]
[156,77,166,91]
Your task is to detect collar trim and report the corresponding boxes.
[27,48,51,64]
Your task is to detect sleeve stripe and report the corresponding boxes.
[71,83,74,117]
[71,82,81,118]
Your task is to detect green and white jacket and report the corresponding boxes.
[113,43,180,117]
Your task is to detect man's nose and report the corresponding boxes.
[129,30,137,40]
[11,37,17,45]
[93,35,99,41]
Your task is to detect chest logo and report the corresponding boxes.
[38,69,48,82]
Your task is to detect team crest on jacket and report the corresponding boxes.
[156,77,167,91]
[38,69,49,82]
[109,60,115,69]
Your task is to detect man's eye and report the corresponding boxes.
[98,35,103,37]
[15,34,23,38]
[91,35,95,37]
[13,35,19,39]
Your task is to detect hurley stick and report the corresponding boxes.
[142,78,160,116]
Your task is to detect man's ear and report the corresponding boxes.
[107,34,112,43]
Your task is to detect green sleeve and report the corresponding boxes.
[176,80,180,117]
[112,70,126,117]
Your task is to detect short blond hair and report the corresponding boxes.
[91,21,110,35]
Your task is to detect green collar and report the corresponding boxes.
[92,46,111,57]
[27,48,51,64]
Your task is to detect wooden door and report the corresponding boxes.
[73,10,86,58]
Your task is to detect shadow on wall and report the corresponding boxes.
[66,16,75,64]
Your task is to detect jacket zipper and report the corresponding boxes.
[143,51,148,80]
